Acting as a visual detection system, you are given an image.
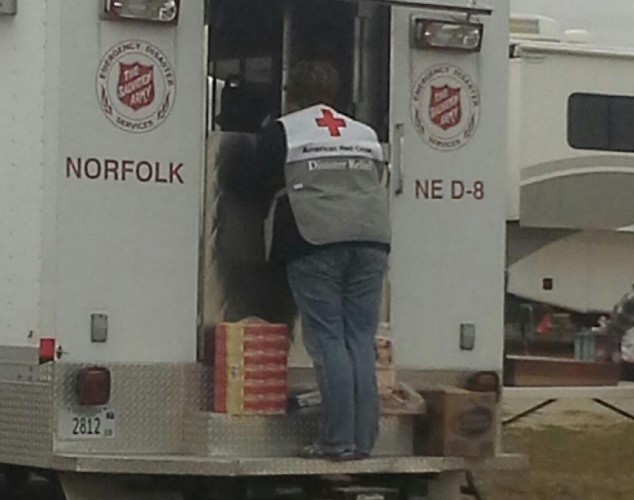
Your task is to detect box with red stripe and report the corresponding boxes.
[214,320,290,415]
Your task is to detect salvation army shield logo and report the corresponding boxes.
[96,41,176,133]
[117,62,155,112]
[429,85,461,131]
[412,64,480,151]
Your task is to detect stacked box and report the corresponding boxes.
[376,335,395,396]
[214,321,289,415]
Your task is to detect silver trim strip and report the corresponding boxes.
[520,155,634,182]
[517,42,634,60]
[521,166,634,186]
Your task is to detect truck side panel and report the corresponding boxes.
[0,4,46,346]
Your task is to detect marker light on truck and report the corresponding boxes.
[103,0,179,24]
[77,367,111,406]
[413,20,483,52]
[39,338,56,364]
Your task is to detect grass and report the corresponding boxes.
[499,423,634,500]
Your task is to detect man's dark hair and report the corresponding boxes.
[287,61,339,108]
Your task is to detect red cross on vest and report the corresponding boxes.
[315,109,347,137]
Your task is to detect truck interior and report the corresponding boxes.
[201,0,393,338]
[207,0,390,140]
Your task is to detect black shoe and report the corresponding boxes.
[299,445,356,461]
[329,449,358,462]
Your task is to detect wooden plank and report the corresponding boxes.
[504,355,621,387]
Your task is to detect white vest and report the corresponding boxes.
[264,105,391,259]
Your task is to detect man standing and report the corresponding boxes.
[259,61,391,460]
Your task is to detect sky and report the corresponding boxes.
[511,0,634,48]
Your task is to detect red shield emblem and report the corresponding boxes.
[429,85,462,131]
[117,62,155,112]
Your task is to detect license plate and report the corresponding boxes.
[59,406,116,440]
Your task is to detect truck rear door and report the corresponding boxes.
[388,0,509,371]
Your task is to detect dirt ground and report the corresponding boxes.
[471,398,634,500]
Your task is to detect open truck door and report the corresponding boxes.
[388,1,508,372]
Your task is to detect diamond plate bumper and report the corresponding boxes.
[50,453,527,476]
[52,454,464,476]
[0,360,524,478]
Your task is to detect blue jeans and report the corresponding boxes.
[286,243,388,455]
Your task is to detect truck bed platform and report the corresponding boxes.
[51,453,527,476]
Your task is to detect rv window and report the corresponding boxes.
[568,93,634,153]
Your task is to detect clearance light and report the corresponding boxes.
[412,19,483,52]
[77,367,112,406]
[103,0,180,24]
[39,338,56,364]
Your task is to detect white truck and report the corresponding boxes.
[506,14,634,332]
[0,1,514,499]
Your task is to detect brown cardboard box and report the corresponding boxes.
[419,387,496,458]
[381,382,426,414]
[377,367,396,396]
[375,335,395,396]
[375,336,394,369]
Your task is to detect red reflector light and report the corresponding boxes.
[39,338,56,364]
[77,367,111,406]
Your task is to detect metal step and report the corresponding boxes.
[184,411,415,458]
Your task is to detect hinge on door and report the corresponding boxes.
[393,124,405,195]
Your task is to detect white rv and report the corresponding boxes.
[0,1,513,498]
[507,14,634,330]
